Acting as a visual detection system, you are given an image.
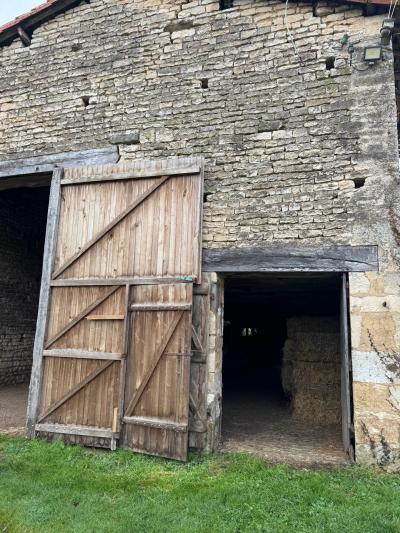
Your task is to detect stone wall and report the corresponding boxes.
[0,187,48,385]
[0,0,399,464]
[0,0,397,248]
[350,271,400,470]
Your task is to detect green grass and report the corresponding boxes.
[0,436,400,533]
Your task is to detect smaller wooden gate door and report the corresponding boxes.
[27,157,203,460]
[123,283,192,460]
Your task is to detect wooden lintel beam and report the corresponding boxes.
[0,147,119,179]
[202,246,379,273]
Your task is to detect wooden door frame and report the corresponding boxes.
[27,168,63,437]
[216,271,356,456]
[341,272,355,460]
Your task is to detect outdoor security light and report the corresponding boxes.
[363,45,382,64]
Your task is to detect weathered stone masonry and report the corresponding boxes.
[0,0,399,464]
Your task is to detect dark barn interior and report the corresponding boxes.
[0,180,50,435]
[221,273,348,466]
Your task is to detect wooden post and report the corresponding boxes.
[26,168,62,438]
[340,272,354,459]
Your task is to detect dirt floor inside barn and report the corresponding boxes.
[0,384,28,436]
[221,391,348,467]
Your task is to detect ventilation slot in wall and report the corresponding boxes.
[325,56,336,70]
[353,177,366,189]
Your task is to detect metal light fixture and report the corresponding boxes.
[380,18,395,46]
[363,45,383,64]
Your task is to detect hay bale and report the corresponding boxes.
[291,391,342,425]
[281,315,342,426]
[291,361,341,390]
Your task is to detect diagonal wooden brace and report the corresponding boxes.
[124,311,184,417]
[37,360,114,423]
[52,175,169,279]
[45,286,120,349]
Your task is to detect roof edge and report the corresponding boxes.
[0,0,393,48]
[0,0,88,47]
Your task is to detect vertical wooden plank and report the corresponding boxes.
[196,163,204,284]
[189,281,209,449]
[340,272,353,459]
[26,168,63,437]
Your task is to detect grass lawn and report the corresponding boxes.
[0,436,400,533]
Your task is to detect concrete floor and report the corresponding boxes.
[0,383,28,436]
[221,391,349,467]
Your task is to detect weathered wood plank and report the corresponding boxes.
[124,311,184,417]
[43,349,125,361]
[61,165,201,185]
[38,360,115,423]
[45,286,120,348]
[62,156,203,183]
[50,277,194,287]
[130,304,192,311]
[341,273,354,459]
[35,423,116,439]
[123,416,187,432]
[26,169,63,438]
[0,147,119,179]
[52,176,169,279]
[86,315,125,321]
[202,246,379,272]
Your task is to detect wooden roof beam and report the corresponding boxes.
[0,0,89,47]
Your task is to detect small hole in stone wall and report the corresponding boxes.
[200,78,209,89]
[325,56,336,70]
[81,96,90,107]
[219,0,233,9]
[353,177,366,189]
[203,192,211,203]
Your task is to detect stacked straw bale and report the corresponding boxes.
[282,316,341,426]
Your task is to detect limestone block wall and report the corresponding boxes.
[205,273,224,452]
[0,0,397,248]
[350,271,400,470]
[0,188,49,385]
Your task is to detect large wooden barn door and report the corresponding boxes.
[27,158,203,461]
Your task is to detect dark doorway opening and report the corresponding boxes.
[222,273,350,467]
[0,181,50,435]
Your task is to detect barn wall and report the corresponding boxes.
[0,188,48,385]
[0,0,399,464]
